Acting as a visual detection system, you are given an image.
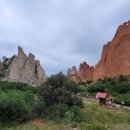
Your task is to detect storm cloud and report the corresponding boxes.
[0,0,130,75]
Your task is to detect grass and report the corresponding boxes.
[2,98,130,130]
[81,98,130,130]
[1,121,72,130]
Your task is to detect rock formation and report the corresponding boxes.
[79,62,94,82]
[93,20,130,80]
[0,46,46,86]
[68,20,130,82]
[68,62,94,83]
[67,66,81,83]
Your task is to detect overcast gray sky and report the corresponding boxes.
[0,0,130,75]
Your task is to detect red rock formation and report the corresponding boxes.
[94,20,130,80]
[68,62,94,83]
[67,66,81,83]
[68,20,130,82]
[79,62,94,82]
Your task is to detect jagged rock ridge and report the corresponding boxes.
[68,20,130,82]
[94,20,130,80]
[68,62,94,83]
[0,46,46,86]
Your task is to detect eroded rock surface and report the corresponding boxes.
[68,62,94,83]
[94,20,130,80]
[68,20,130,82]
[1,46,46,86]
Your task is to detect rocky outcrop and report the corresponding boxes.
[68,62,94,83]
[1,46,46,86]
[79,62,94,82]
[67,66,78,77]
[93,20,130,80]
[67,66,81,83]
[8,47,27,82]
[68,20,130,82]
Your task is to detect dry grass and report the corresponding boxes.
[81,98,130,130]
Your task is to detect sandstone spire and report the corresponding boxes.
[8,46,27,81]
[7,46,46,86]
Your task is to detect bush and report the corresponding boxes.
[64,106,85,127]
[115,94,130,106]
[109,82,130,94]
[32,100,45,118]
[38,72,83,107]
[0,81,37,93]
[87,83,105,93]
[43,104,69,123]
[63,80,81,94]
[0,91,32,126]
[118,75,128,82]
[37,73,83,123]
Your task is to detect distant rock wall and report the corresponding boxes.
[68,62,94,83]
[67,66,81,83]
[1,46,46,86]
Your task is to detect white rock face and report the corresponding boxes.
[7,46,46,86]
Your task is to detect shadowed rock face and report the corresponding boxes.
[68,20,130,82]
[3,46,46,86]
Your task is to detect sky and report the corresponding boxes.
[0,0,130,75]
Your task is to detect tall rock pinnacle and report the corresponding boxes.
[7,46,46,86]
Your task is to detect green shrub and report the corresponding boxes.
[0,91,32,126]
[118,75,128,82]
[0,81,37,93]
[38,72,83,107]
[64,106,85,127]
[32,100,45,118]
[87,84,105,93]
[63,80,81,94]
[44,104,69,123]
[109,82,130,94]
[115,94,130,106]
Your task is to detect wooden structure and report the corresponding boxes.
[96,92,108,105]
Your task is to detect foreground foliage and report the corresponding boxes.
[2,99,130,130]
[1,74,130,130]
[38,72,82,107]
[38,72,83,123]
[0,91,32,125]
[0,73,83,127]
